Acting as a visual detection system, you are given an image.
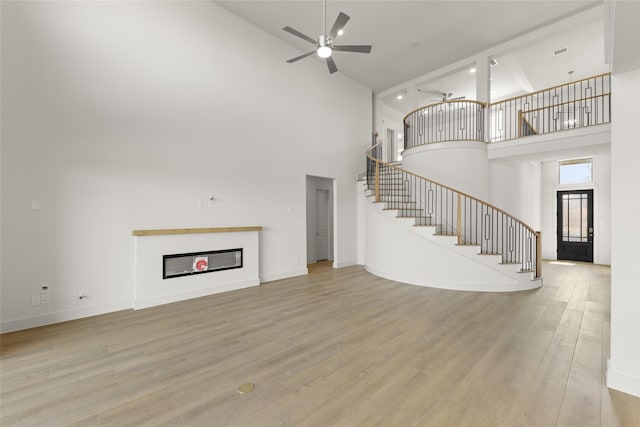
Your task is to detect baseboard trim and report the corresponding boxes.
[334,260,357,268]
[261,269,308,283]
[133,279,259,310]
[0,301,133,333]
[364,265,539,292]
[607,360,640,397]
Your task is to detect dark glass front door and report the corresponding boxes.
[557,190,594,262]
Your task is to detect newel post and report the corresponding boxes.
[457,194,462,245]
[374,161,380,203]
[517,109,523,138]
[535,231,542,278]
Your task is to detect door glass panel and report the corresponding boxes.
[562,193,588,242]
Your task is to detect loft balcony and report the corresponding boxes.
[402,73,611,150]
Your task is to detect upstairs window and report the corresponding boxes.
[559,158,592,185]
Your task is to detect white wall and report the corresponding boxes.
[402,141,490,201]
[539,149,611,265]
[608,69,640,397]
[489,159,542,229]
[375,103,405,162]
[0,1,371,332]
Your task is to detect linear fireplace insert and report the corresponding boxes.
[163,248,243,279]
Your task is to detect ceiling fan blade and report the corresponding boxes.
[450,96,466,101]
[328,12,350,39]
[282,26,317,45]
[332,45,372,54]
[287,51,316,63]
[326,56,338,74]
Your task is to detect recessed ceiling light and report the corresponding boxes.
[337,29,344,36]
[554,47,568,55]
[396,95,403,100]
[470,68,476,73]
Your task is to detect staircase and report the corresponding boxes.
[361,142,542,292]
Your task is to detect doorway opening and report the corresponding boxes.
[306,175,335,269]
[557,189,594,262]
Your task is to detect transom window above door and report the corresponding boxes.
[558,158,593,185]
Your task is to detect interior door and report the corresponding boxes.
[557,190,594,262]
[387,128,396,162]
[315,189,329,261]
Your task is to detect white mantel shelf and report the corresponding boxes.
[132,226,263,237]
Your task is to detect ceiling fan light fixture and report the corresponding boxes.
[317,45,333,58]
[282,6,371,74]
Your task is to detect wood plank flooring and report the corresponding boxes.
[1,261,639,426]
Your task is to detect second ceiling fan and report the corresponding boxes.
[282,0,372,74]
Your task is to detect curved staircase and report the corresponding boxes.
[360,141,542,292]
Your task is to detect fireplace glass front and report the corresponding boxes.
[163,248,243,279]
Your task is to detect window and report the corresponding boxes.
[559,158,592,185]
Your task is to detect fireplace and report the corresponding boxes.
[163,248,243,279]
[132,226,261,309]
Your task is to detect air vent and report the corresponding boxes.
[554,47,569,55]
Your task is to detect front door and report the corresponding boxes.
[557,190,594,262]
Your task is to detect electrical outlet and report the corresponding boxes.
[69,290,77,300]
[31,295,41,306]
[114,284,122,293]
[40,294,50,304]
[78,289,85,299]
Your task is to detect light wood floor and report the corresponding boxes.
[2,261,639,426]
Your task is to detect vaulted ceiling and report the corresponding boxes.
[215,0,604,94]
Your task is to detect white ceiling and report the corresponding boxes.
[215,0,604,95]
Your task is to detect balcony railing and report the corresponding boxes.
[399,73,611,150]
[403,100,486,150]
[488,73,611,142]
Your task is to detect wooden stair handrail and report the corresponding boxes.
[366,143,537,235]
[365,141,542,278]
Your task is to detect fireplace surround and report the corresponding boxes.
[132,226,261,309]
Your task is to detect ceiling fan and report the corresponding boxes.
[417,88,466,102]
[282,0,372,74]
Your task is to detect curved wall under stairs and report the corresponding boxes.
[361,182,542,292]
[401,140,490,201]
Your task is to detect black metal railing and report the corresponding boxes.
[366,142,541,278]
[488,73,611,142]
[403,100,486,149]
